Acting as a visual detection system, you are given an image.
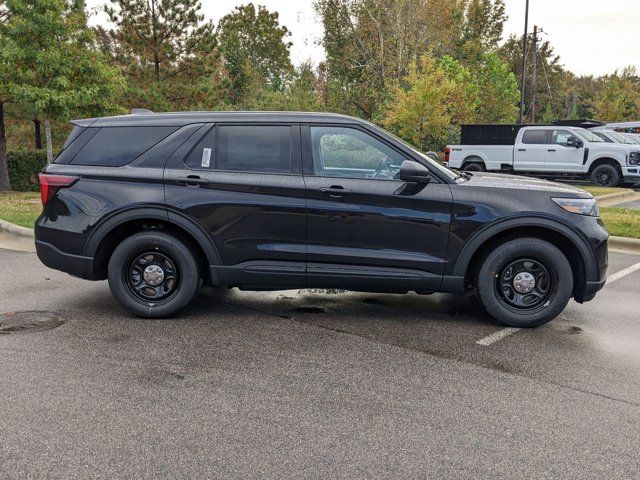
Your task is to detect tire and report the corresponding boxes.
[463,161,485,172]
[108,231,201,318]
[590,163,621,187]
[474,238,573,328]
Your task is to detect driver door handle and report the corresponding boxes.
[320,186,351,197]
[547,148,556,152]
[176,176,209,187]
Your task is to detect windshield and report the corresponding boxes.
[606,130,634,144]
[573,128,604,142]
[593,132,613,142]
[376,128,460,181]
[626,134,640,145]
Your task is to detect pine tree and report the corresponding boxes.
[99,0,229,111]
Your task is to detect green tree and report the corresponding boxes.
[0,0,124,182]
[315,0,463,120]
[500,34,566,123]
[474,52,519,122]
[216,3,293,105]
[593,69,640,122]
[383,55,455,151]
[460,0,506,50]
[99,0,229,111]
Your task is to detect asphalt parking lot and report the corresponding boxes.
[1,247,640,479]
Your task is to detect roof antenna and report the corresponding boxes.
[131,108,153,115]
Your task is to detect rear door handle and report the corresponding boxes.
[176,176,209,187]
[517,148,526,152]
[547,149,556,152]
[320,186,351,197]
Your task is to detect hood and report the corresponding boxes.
[458,171,592,198]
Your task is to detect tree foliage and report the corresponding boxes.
[0,0,124,184]
[99,0,229,110]
[216,3,293,105]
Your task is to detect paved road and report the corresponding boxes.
[1,248,640,479]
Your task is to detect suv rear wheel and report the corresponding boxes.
[474,238,573,328]
[108,231,201,318]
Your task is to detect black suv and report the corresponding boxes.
[35,111,608,327]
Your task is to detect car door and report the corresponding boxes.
[545,129,583,172]
[302,125,453,292]
[164,123,307,288]
[514,129,549,171]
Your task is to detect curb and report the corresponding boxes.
[595,189,636,206]
[609,235,640,254]
[0,218,35,239]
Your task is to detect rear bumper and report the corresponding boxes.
[35,240,96,280]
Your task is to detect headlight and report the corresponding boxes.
[629,152,640,165]
[552,197,599,217]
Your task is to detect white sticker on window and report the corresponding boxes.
[201,148,212,168]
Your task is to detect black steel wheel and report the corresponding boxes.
[124,251,180,304]
[475,238,573,328]
[108,231,201,318]
[496,258,555,313]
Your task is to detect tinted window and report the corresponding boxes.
[522,130,548,144]
[217,125,291,173]
[71,126,176,166]
[185,127,215,169]
[310,126,405,180]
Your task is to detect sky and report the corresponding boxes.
[86,0,640,77]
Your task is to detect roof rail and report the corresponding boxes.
[131,108,153,115]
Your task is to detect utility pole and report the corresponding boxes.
[518,0,530,124]
[531,25,538,123]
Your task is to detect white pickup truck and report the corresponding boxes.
[445,125,640,187]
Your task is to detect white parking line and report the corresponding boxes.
[476,327,520,346]
[476,260,640,347]
[606,261,640,285]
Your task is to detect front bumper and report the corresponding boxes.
[35,240,96,280]
[622,166,640,184]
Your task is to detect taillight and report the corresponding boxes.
[38,173,78,206]
[444,146,451,163]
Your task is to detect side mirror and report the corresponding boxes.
[399,160,431,184]
[567,136,583,148]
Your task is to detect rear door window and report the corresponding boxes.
[70,126,177,166]
[218,125,292,173]
[185,125,293,173]
[522,130,549,144]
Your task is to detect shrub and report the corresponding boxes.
[7,150,48,192]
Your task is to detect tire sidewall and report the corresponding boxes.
[108,231,200,318]
[591,164,620,187]
[476,238,573,328]
[463,161,485,172]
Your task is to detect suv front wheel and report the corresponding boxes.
[108,231,201,318]
[475,238,573,328]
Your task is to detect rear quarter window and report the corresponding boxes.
[522,130,548,144]
[69,126,177,166]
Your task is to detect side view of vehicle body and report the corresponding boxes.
[35,111,608,328]
[446,124,640,187]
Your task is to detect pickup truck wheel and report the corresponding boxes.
[590,164,620,187]
[462,161,485,172]
[108,231,201,318]
[475,238,573,328]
